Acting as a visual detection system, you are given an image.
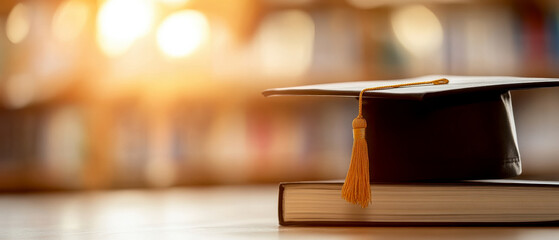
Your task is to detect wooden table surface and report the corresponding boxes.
[1,185,558,239]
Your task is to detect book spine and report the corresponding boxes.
[278,183,286,226]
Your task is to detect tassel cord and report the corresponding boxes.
[357,78,449,118]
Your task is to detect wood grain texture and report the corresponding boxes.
[0,185,558,239]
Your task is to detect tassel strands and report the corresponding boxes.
[341,78,449,208]
[341,116,370,207]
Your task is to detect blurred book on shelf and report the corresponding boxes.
[0,0,558,190]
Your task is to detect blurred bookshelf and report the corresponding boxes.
[0,0,559,190]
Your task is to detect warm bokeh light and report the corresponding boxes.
[348,0,465,9]
[0,0,557,192]
[41,107,85,185]
[6,3,31,44]
[4,74,35,109]
[158,0,190,7]
[52,0,90,42]
[156,10,209,58]
[391,5,443,56]
[97,0,155,57]
[256,10,315,79]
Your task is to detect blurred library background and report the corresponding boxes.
[0,0,559,191]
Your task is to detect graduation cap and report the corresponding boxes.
[263,75,559,208]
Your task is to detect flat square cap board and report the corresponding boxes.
[263,75,559,207]
[262,75,559,100]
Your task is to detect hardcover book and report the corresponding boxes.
[279,180,559,226]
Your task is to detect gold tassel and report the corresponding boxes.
[342,78,449,208]
[341,116,370,207]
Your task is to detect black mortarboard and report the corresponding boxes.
[263,75,559,207]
